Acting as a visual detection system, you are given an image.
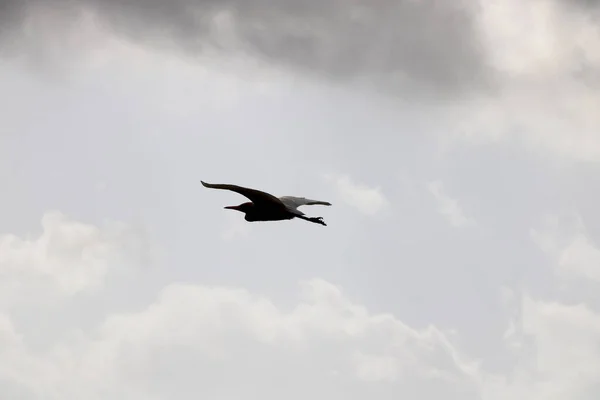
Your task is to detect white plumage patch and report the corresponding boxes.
[278,196,332,216]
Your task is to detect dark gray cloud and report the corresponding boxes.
[1,0,490,95]
[568,0,600,8]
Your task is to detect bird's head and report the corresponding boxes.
[224,202,253,214]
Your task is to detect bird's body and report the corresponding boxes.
[201,181,331,226]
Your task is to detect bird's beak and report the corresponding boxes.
[224,205,240,211]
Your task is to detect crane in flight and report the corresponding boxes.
[201,181,332,226]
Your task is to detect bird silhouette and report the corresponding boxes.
[201,181,332,226]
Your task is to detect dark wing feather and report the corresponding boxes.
[201,181,284,207]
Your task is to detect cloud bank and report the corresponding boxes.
[1,0,488,95]
[3,0,599,162]
[2,212,600,399]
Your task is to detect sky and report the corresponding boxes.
[1,0,600,399]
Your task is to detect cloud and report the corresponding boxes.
[3,0,599,162]
[3,265,599,400]
[1,210,600,399]
[325,173,388,216]
[445,0,600,162]
[427,181,474,228]
[0,277,481,399]
[531,213,600,283]
[0,0,489,95]
[482,294,600,400]
[0,211,146,301]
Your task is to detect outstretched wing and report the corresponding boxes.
[201,181,284,207]
[279,196,332,215]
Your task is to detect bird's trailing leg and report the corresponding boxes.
[296,215,327,226]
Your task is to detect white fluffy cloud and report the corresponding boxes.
[483,294,600,400]
[0,211,144,301]
[0,221,481,398]
[3,211,600,400]
[427,181,475,228]
[531,213,600,283]
[324,173,389,216]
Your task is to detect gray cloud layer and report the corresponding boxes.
[1,0,490,95]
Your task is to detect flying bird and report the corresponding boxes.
[201,181,332,226]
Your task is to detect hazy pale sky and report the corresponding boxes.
[1,0,600,399]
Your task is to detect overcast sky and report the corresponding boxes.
[1,0,600,399]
